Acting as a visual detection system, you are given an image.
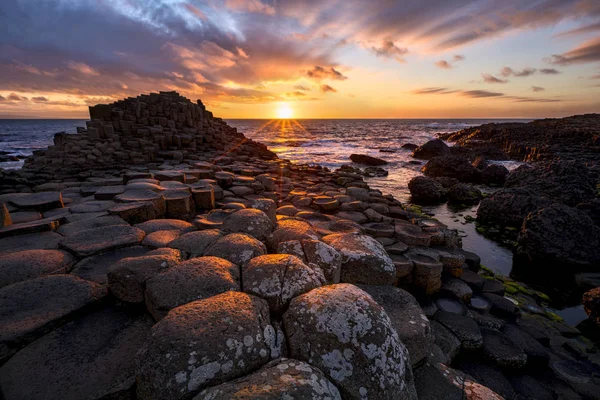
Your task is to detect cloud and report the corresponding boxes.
[435,54,465,69]
[462,90,504,98]
[67,61,100,76]
[555,22,600,38]
[293,84,311,91]
[320,84,337,93]
[531,86,545,92]
[7,93,27,101]
[500,67,536,77]
[412,86,561,102]
[286,91,306,97]
[371,41,408,63]
[540,68,561,74]
[32,96,49,102]
[548,37,600,65]
[306,66,347,80]
[225,0,276,15]
[482,73,508,84]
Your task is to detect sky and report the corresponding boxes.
[0,0,599,119]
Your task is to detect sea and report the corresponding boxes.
[0,118,588,323]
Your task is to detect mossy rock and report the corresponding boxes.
[545,311,564,323]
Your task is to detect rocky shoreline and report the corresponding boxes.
[0,93,599,399]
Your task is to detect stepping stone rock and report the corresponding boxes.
[363,222,395,237]
[358,285,434,366]
[267,219,319,251]
[395,221,431,247]
[142,230,181,248]
[222,208,274,241]
[168,229,222,258]
[441,279,473,304]
[0,231,62,256]
[459,269,485,291]
[162,189,194,219]
[482,279,505,296]
[434,297,468,315]
[108,201,163,224]
[458,362,516,399]
[283,284,416,400]
[0,216,61,239]
[430,320,461,363]
[205,233,267,266]
[154,171,186,183]
[57,215,127,236]
[70,200,116,213]
[483,293,518,317]
[481,328,527,369]
[434,311,483,351]
[323,233,396,285]
[194,358,342,400]
[94,185,125,200]
[508,375,553,400]
[501,324,549,365]
[0,249,76,288]
[346,187,370,201]
[243,254,325,314]
[135,218,193,234]
[0,304,153,400]
[135,292,274,399]
[0,275,106,362]
[144,256,240,320]
[9,211,42,224]
[107,249,182,303]
[407,253,443,294]
[8,191,64,211]
[250,198,277,223]
[192,186,215,210]
[115,189,166,216]
[71,246,150,285]
[60,224,145,257]
[276,205,299,216]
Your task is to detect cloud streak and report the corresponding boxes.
[412,86,561,103]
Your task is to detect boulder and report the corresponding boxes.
[0,305,153,400]
[243,254,325,314]
[59,224,145,257]
[221,208,274,241]
[350,153,388,166]
[480,164,509,185]
[135,292,275,399]
[323,233,396,285]
[0,249,76,288]
[447,183,482,204]
[357,285,434,366]
[477,188,553,226]
[441,279,472,303]
[283,284,417,400]
[194,358,342,400]
[145,256,240,320]
[412,139,451,160]
[107,250,182,303]
[135,218,193,234]
[301,239,342,284]
[517,203,600,267]
[267,219,319,251]
[250,198,278,223]
[142,230,181,248]
[205,233,267,266]
[407,176,446,204]
[583,286,600,326]
[421,155,480,183]
[0,275,106,362]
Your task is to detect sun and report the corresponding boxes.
[276,103,293,119]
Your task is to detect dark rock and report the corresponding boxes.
[482,280,505,296]
[0,231,62,255]
[517,203,600,267]
[135,218,193,234]
[480,164,509,185]
[447,183,482,204]
[402,143,419,151]
[267,219,319,251]
[434,298,467,315]
[135,292,274,399]
[458,362,515,399]
[576,197,600,227]
[222,208,274,241]
[60,224,145,257]
[481,328,527,369]
[204,233,267,266]
[168,229,222,258]
[407,253,443,294]
[421,155,481,183]
[8,191,64,211]
[0,216,61,239]
[508,375,553,400]
[430,320,461,363]
[477,187,553,226]
[501,324,549,365]
[349,153,388,166]
[433,176,460,189]
[482,293,518,318]
[323,233,396,285]
[194,358,342,399]
[0,305,153,400]
[440,279,472,303]
[71,246,150,285]
[459,269,485,291]
[413,362,463,400]
[0,249,76,288]
[283,284,416,400]
[434,311,482,350]
[472,156,489,169]
[412,139,451,160]
[145,256,240,320]
[0,275,106,362]
[408,176,447,204]
[57,215,127,236]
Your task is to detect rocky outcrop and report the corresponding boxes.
[412,139,451,160]
[349,153,388,166]
[408,176,447,204]
[477,188,553,227]
[421,155,481,183]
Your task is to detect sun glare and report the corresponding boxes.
[276,104,293,119]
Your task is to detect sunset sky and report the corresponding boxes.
[0,0,599,119]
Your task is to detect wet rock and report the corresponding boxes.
[517,203,600,267]
[480,164,509,185]
[71,246,150,285]
[135,292,273,399]
[583,286,600,326]
[441,279,473,303]
[267,219,319,251]
[408,176,447,204]
[283,284,417,400]
[323,233,396,285]
[57,215,127,236]
[107,249,182,303]
[459,269,485,291]
[205,233,267,266]
[482,293,517,317]
[358,285,434,366]
[447,183,482,204]
[145,256,240,320]
[243,254,325,315]
[0,249,76,288]
[168,229,222,258]
[0,275,106,362]
[434,311,482,350]
[481,328,527,369]
[435,298,468,315]
[194,358,342,400]
[412,139,451,160]
[222,208,274,241]
[0,305,153,400]
[350,153,388,166]
[60,224,145,257]
[8,191,64,211]
[421,155,480,183]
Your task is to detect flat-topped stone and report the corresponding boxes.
[0,304,153,400]
[9,210,42,224]
[94,185,126,200]
[69,200,116,213]
[145,256,240,320]
[0,231,62,256]
[134,218,193,234]
[0,275,106,362]
[0,216,62,239]
[168,229,222,258]
[56,215,127,236]
[8,191,64,211]
[135,292,274,399]
[60,224,145,257]
[434,311,483,351]
[0,249,76,288]
[71,246,151,285]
